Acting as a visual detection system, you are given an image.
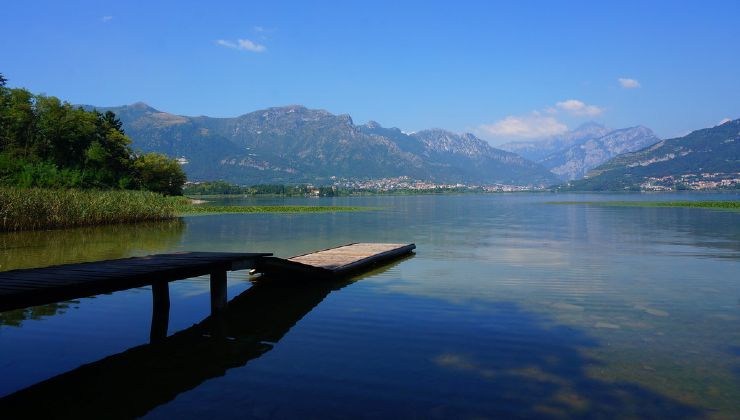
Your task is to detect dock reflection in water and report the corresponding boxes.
[0,258,411,419]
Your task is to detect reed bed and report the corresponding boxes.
[0,187,177,232]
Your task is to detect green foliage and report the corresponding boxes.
[183,180,247,195]
[0,154,83,188]
[133,152,187,196]
[15,161,84,188]
[0,83,186,194]
[0,187,178,231]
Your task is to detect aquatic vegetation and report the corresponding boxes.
[547,200,740,211]
[175,202,373,216]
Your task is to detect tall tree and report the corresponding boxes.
[134,152,187,195]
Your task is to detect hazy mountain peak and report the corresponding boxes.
[541,125,661,180]
[500,123,660,180]
[574,121,606,131]
[130,101,156,110]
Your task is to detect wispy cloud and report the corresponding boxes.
[216,39,237,48]
[478,114,568,139]
[618,78,640,89]
[101,16,113,23]
[216,38,266,53]
[555,99,603,116]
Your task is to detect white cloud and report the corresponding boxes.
[216,39,237,48]
[555,99,603,116]
[216,38,266,53]
[717,118,732,126]
[253,26,265,32]
[237,39,266,52]
[478,115,568,139]
[101,16,113,23]
[618,78,640,89]
[478,98,605,142]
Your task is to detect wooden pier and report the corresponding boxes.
[0,258,411,418]
[0,244,417,415]
[0,244,415,342]
[255,243,416,279]
[0,252,270,314]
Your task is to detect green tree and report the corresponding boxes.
[84,113,135,188]
[0,88,36,157]
[134,153,186,195]
[35,95,98,168]
[0,84,189,193]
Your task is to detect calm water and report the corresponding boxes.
[1,193,738,418]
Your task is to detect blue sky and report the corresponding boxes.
[1,0,739,144]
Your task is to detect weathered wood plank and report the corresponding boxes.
[0,252,271,312]
[256,243,415,279]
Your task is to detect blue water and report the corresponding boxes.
[0,192,738,418]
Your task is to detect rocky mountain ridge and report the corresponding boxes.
[87,103,559,186]
[567,118,740,190]
[500,123,660,180]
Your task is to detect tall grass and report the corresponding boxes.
[0,187,177,232]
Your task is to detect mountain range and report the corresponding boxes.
[87,103,559,186]
[500,123,660,180]
[86,102,735,190]
[566,118,740,190]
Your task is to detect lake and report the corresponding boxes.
[1,192,738,418]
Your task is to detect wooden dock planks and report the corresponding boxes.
[0,252,271,312]
[256,243,415,279]
[0,243,417,312]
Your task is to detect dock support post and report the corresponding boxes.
[150,281,170,343]
[210,269,227,315]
